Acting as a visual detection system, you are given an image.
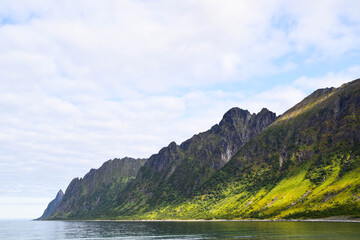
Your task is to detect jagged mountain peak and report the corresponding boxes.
[36,189,64,220]
[258,107,273,115]
[168,141,177,149]
[217,107,276,132]
[219,107,250,128]
[56,189,64,198]
[115,106,277,212]
[221,107,250,120]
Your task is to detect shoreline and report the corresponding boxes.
[43,218,360,223]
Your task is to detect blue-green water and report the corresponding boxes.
[1,220,359,239]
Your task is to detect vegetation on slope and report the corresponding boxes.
[108,78,360,220]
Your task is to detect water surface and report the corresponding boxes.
[1,220,359,239]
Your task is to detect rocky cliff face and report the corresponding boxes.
[36,190,63,220]
[51,157,146,219]
[115,107,276,215]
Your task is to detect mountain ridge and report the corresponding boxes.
[112,107,277,217]
[41,78,360,220]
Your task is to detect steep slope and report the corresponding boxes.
[139,78,360,220]
[36,190,63,220]
[112,108,276,217]
[51,157,146,219]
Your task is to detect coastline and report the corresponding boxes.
[44,218,360,223]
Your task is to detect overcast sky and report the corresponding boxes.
[0,0,360,219]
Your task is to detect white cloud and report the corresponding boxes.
[283,0,360,59]
[240,85,307,114]
[294,65,360,90]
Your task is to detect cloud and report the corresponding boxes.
[240,85,307,114]
[294,65,360,90]
[281,0,360,58]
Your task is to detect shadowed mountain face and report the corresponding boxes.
[51,157,146,219]
[36,190,63,220]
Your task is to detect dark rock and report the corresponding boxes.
[36,190,63,220]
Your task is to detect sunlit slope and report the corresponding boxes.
[120,78,360,220]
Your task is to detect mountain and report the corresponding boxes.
[36,190,63,220]
[42,78,360,220]
[51,157,146,219]
[136,78,360,220]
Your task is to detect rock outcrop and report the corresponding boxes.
[36,190,63,220]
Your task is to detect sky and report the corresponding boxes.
[0,0,360,219]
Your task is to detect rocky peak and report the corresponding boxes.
[218,107,276,136]
[219,107,251,128]
[56,189,64,198]
[144,141,182,173]
[36,189,64,220]
[167,141,178,150]
[257,107,272,115]
[251,108,277,130]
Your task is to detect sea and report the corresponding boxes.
[0,220,359,239]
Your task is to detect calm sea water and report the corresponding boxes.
[0,220,359,240]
